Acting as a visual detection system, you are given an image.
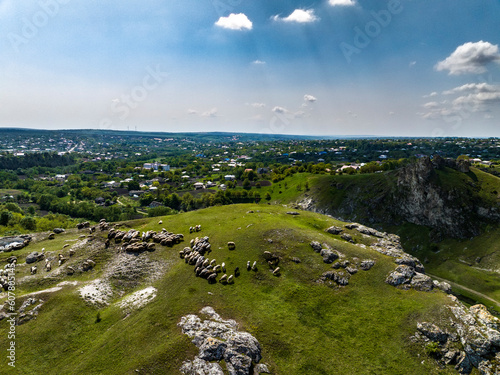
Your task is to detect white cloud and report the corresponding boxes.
[409,61,416,67]
[419,83,500,120]
[435,41,500,75]
[201,108,218,117]
[294,110,306,118]
[272,106,288,114]
[273,9,318,23]
[215,13,252,30]
[250,102,266,108]
[304,94,317,102]
[453,91,500,110]
[423,92,438,98]
[329,0,356,6]
[187,109,198,115]
[252,60,266,65]
[442,83,498,95]
[423,102,440,109]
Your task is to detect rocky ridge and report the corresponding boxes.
[415,296,500,375]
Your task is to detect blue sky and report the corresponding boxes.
[0,0,499,136]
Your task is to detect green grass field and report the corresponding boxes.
[0,205,458,375]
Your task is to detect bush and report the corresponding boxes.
[4,202,23,214]
[147,206,176,217]
[0,211,12,226]
[21,216,37,231]
[425,342,440,357]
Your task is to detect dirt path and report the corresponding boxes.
[428,273,500,308]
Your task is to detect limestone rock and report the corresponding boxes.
[180,358,224,375]
[325,226,343,235]
[320,248,338,264]
[433,280,452,294]
[359,260,375,271]
[385,271,407,287]
[394,255,425,273]
[354,224,385,238]
[410,272,434,292]
[310,241,322,253]
[417,300,500,374]
[25,252,39,264]
[340,233,353,243]
[253,363,270,374]
[179,307,263,375]
[417,322,448,343]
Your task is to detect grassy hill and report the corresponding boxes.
[259,164,500,311]
[0,205,459,375]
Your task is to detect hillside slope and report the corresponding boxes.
[0,205,497,374]
[266,159,500,309]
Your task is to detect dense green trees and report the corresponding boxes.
[0,152,75,170]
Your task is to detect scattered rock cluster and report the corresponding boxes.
[310,241,341,264]
[342,224,438,293]
[414,296,500,375]
[17,298,44,325]
[178,306,269,375]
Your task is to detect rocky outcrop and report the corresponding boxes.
[0,235,31,252]
[415,297,500,374]
[17,298,44,325]
[310,241,341,264]
[178,307,269,375]
[26,251,45,264]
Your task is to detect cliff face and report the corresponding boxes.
[299,156,500,239]
[395,156,499,238]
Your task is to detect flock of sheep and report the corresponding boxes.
[16,218,283,289]
[179,236,237,284]
[179,227,282,284]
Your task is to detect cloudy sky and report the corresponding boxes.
[0,0,499,136]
